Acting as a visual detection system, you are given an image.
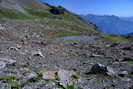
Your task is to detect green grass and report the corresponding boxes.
[0,6,51,19]
[0,76,19,81]
[24,6,53,18]
[128,61,133,64]
[101,34,128,42]
[71,74,80,79]
[0,10,31,19]
[63,13,97,34]
[48,32,81,38]
[25,8,52,18]
[0,76,21,89]
[8,81,21,89]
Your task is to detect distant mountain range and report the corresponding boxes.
[121,17,133,22]
[82,14,133,35]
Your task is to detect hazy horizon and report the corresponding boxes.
[42,0,133,17]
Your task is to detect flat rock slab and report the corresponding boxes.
[0,58,16,69]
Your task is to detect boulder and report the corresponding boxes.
[88,64,116,76]
[49,7,64,15]
[88,64,108,74]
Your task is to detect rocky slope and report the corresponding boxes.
[0,0,133,89]
[0,0,97,39]
[0,0,48,14]
[0,35,133,89]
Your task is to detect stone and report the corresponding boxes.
[110,43,118,47]
[57,69,76,86]
[0,24,5,30]
[27,72,38,80]
[42,69,79,86]
[106,67,116,76]
[91,54,103,57]
[8,47,18,51]
[16,44,22,49]
[0,58,16,69]
[118,71,128,77]
[121,57,133,62]
[32,51,45,57]
[0,61,6,69]
[42,71,57,80]
[121,47,132,51]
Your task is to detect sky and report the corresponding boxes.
[41,0,133,17]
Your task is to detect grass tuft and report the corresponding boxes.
[128,61,133,64]
[101,34,128,42]
[71,74,80,79]
[0,10,31,19]
[0,76,19,81]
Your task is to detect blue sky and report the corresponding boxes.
[41,0,133,17]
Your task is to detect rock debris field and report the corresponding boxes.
[0,26,133,89]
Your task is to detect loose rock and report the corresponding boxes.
[57,69,76,86]
[32,51,45,57]
[0,58,16,69]
[42,71,57,80]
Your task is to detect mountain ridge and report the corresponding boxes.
[121,16,133,22]
[82,14,133,35]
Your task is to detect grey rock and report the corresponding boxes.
[32,51,45,58]
[121,57,133,62]
[118,71,128,77]
[0,58,16,69]
[57,69,76,86]
[0,24,5,30]
[26,72,38,80]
